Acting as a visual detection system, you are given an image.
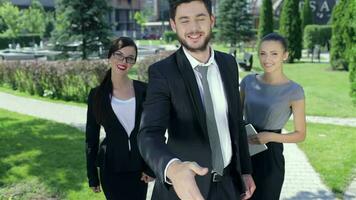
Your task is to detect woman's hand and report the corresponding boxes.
[91,186,101,193]
[141,172,155,183]
[248,132,275,144]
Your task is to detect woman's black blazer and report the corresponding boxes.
[85,80,150,187]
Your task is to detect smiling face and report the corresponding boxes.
[109,46,136,74]
[259,41,289,73]
[170,1,214,52]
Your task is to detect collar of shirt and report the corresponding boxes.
[182,46,216,69]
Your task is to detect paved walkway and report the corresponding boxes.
[1,91,355,199]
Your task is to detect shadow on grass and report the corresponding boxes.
[0,115,87,198]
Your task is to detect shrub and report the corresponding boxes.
[0,35,41,49]
[0,60,108,102]
[350,46,356,104]
[301,0,313,30]
[304,25,332,49]
[348,0,356,103]
[258,0,274,40]
[330,0,355,71]
[136,51,174,82]
[163,31,177,43]
[279,0,302,63]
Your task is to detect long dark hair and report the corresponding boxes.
[93,37,138,124]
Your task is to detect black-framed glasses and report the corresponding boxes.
[112,52,136,64]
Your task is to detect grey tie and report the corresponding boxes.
[196,65,224,175]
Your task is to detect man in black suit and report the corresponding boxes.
[138,0,255,199]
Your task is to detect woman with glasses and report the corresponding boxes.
[85,37,154,200]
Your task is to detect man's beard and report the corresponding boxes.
[177,30,212,52]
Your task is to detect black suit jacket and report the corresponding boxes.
[85,80,151,187]
[138,48,252,199]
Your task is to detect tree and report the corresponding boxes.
[346,0,356,103]
[217,0,253,47]
[329,0,355,100]
[330,0,349,70]
[350,46,356,103]
[258,0,274,40]
[279,0,302,63]
[0,2,22,37]
[21,0,46,37]
[134,11,147,35]
[52,0,112,59]
[301,0,313,30]
[44,12,55,38]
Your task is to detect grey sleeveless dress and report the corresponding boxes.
[240,74,304,200]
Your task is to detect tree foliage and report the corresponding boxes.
[0,2,22,37]
[330,0,355,71]
[346,0,356,102]
[0,0,47,38]
[303,25,331,49]
[217,0,253,46]
[258,0,274,40]
[21,0,46,37]
[279,0,302,63]
[52,0,112,59]
[302,0,313,30]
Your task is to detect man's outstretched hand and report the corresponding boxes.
[167,160,208,200]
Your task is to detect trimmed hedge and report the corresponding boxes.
[0,60,108,102]
[350,46,356,104]
[163,31,177,43]
[0,35,41,49]
[136,51,175,82]
[303,25,331,50]
[330,0,355,71]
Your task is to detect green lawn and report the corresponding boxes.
[135,39,177,46]
[135,39,164,46]
[240,63,356,118]
[0,108,105,200]
[285,122,356,198]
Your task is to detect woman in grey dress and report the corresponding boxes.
[240,33,306,200]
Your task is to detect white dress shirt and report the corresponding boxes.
[111,96,136,150]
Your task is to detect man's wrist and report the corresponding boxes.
[164,158,181,184]
[167,160,182,180]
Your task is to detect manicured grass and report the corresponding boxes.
[283,63,356,118]
[135,39,178,46]
[135,39,165,46]
[0,108,105,200]
[285,122,356,198]
[240,62,356,118]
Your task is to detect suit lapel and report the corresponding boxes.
[132,81,142,134]
[103,81,143,136]
[104,89,132,138]
[175,48,208,138]
[214,51,236,123]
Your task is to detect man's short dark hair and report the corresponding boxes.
[169,0,212,20]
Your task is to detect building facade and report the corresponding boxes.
[10,0,143,38]
[273,0,336,25]
[109,0,142,37]
[10,0,55,11]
